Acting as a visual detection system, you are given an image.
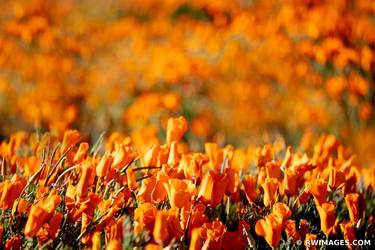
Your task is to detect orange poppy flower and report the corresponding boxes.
[92,232,102,250]
[48,212,63,239]
[164,178,196,209]
[198,170,228,207]
[243,175,257,203]
[134,202,157,234]
[96,152,113,177]
[73,142,89,163]
[126,166,137,191]
[200,219,226,249]
[282,168,300,196]
[272,202,291,221]
[316,202,337,236]
[60,130,80,154]
[153,208,183,244]
[256,145,273,167]
[143,144,160,167]
[225,168,239,195]
[261,178,279,207]
[112,143,137,170]
[0,175,26,210]
[222,221,250,250]
[179,154,201,180]
[166,116,188,144]
[181,203,208,238]
[0,224,3,243]
[345,193,361,224]
[76,160,95,197]
[328,167,346,191]
[204,143,223,171]
[306,179,328,206]
[167,141,179,166]
[255,214,283,247]
[25,190,62,237]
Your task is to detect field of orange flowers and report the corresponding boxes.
[0,0,375,249]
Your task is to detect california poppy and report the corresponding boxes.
[166,116,188,144]
[261,178,279,207]
[255,214,283,247]
[243,175,257,203]
[316,202,337,236]
[345,193,361,224]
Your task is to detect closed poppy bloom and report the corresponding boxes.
[261,178,279,207]
[60,130,80,154]
[345,193,361,224]
[316,202,337,236]
[76,160,95,197]
[255,214,283,247]
[96,152,113,177]
[0,175,26,210]
[306,179,328,206]
[222,221,250,250]
[73,142,89,163]
[164,178,196,209]
[243,175,257,203]
[204,143,223,170]
[272,202,291,221]
[225,168,239,195]
[281,146,293,168]
[304,233,318,250]
[25,190,62,237]
[153,208,183,244]
[143,144,160,167]
[198,170,228,207]
[340,221,356,248]
[134,202,157,233]
[285,220,299,242]
[167,141,179,166]
[282,168,300,196]
[328,167,346,191]
[166,116,188,144]
[189,227,203,250]
[200,219,226,249]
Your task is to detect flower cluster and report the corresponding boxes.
[0,117,373,249]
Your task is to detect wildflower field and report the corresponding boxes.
[0,0,375,249]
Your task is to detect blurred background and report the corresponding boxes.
[0,0,374,165]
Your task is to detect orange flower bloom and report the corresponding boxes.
[168,141,180,166]
[134,202,157,234]
[153,208,183,244]
[345,193,361,224]
[328,167,346,191]
[0,176,26,210]
[166,116,188,144]
[243,175,257,203]
[181,203,208,238]
[164,178,196,209]
[105,216,124,243]
[96,152,113,177]
[126,166,137,191]
[49,212,64,239]
[61,130,81,154]
[198,170,228,207]
[112,143,137,170]
[76,160,95,197]
[200,219,226,249]
[272,202,291,221]
[282,168,300,196]
[266,161,281,179]
[306,179,328,206]
[261,178,279,207]
[255,214,283,247]
[25,190,62,237]
[5,236,21,250]
[73,142,89,163]
[256,145,273,167]
[204,143,223,171]
[316,202,337,236]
